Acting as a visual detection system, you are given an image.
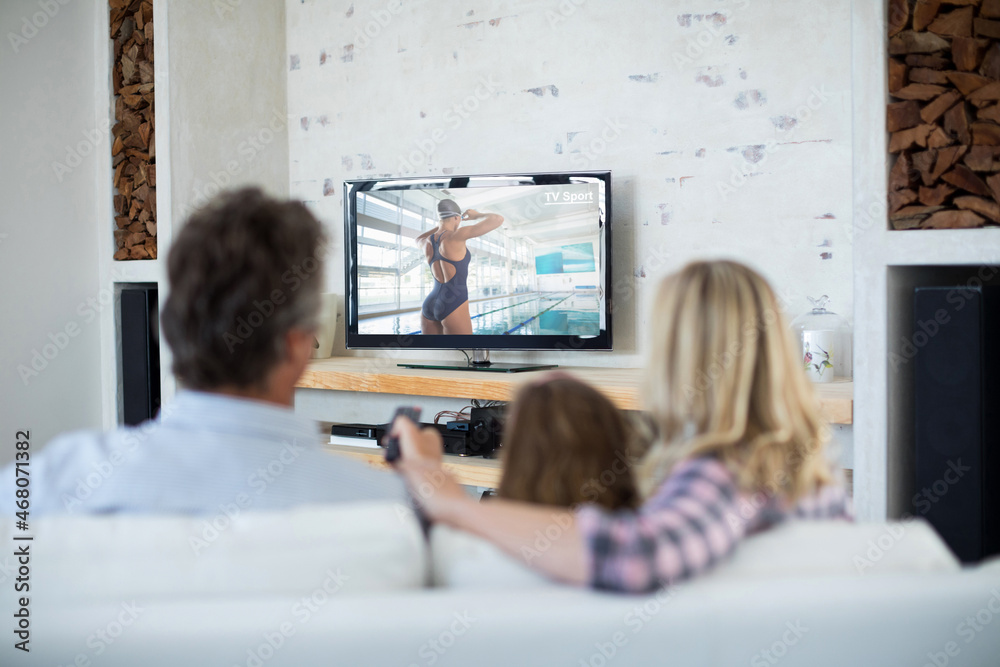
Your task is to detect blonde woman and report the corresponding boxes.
[391,260,851,592]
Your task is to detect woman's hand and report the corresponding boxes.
[462,209,482,220]
[389,416,471,521]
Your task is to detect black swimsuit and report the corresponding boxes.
[421,234,471,322]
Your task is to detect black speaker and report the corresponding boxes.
[913,286,999,563]
[120,286,161,426]
[469,406,505,458]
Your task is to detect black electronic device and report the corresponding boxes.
[441,422,484,457]
[120,285,161,426]
[469,406,505,458]
[435,424,473,456]
[331,423,384,440]
[383,407,422,463]
[913,286,999,563]
[343,171,612,371]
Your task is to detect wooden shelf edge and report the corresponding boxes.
[326,444,502,488]
[300,358,853,425]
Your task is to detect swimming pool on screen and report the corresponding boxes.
[357,292,601,337]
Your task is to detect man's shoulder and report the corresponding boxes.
[43,422,155,462]
[4,417,409,513]
[31,427,111,468]
[295,446,410,504]
[0,425,142,515]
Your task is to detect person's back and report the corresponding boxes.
[21,392,404,515]
[0,188,407,515]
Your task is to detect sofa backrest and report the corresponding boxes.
[429,522,558,588]
[429,518,960,588]
[711,518,959,578]
[4,501,426,604]
[3,509,962,605]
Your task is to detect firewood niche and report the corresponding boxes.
[888,0,1000,230]
[110,0,156,260]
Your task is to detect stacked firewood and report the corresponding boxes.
[888,0,1000,229]
[111,0,156,259]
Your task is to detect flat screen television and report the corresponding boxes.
[343,171,612,372]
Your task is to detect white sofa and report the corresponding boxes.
[1,502,998,667]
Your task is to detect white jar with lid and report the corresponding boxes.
[790,296,851,383]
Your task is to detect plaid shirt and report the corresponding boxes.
[575,456,853,592]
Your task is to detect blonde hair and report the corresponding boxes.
[639,260,834,501]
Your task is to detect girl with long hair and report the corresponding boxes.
[497,374,638,511]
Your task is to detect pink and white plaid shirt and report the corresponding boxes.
[575,457,853,592]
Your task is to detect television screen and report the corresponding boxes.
[344,172,611,351]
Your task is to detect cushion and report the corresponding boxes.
[2,502,427,603]
[710,518,960,579]
[430,524,562,588]
[430,518,959,588]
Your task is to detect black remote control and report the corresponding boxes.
[384,406,422,462]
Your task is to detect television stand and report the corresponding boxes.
[397,349,558,374]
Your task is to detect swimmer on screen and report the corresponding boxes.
[415,199,503,335]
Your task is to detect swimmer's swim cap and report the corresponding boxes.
[437,199,462,220]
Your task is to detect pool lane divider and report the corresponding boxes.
[470,296,542,321]
[503,295,573,335]
[402,293,572,336]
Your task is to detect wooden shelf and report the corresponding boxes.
[299,357,854,424]
[326,443,503,488]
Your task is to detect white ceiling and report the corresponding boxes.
[374,183,603,246]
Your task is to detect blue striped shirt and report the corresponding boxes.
[0,391,408,515]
